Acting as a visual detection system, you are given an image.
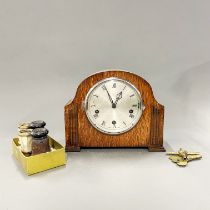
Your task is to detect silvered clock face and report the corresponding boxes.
[85,77,144,134]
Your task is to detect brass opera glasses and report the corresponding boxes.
[167,148,202,166]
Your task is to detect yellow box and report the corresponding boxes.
[12,136,66,175]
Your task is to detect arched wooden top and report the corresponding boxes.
[65,70,162,109]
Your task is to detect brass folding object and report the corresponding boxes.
[167,148,202,166]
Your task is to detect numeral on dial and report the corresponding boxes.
[112,120,116,127]
[112,83,116,88]
[129,113,134,118]
[93,109,99,119]
[93,113,98,119]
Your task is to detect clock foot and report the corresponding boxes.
[148,146,165,152]
[65,146,81,152]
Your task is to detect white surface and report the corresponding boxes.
[0,0,210,210]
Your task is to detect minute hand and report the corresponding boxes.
[104,86,114,104]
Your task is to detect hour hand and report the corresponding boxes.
[114,91,122,104]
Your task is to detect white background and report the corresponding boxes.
[0,0,210,209]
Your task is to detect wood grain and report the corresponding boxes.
[65,70,165,152]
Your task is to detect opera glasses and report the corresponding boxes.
[18,120,51,155]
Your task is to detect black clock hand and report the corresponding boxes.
[103,85,114,104]
[114,91,122,105]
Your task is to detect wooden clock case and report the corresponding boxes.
[65,70,165,152]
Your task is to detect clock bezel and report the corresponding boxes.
[84,77,144,135]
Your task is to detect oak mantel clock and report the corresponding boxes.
[65,70,165,152]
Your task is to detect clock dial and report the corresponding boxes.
[85,77,145,134]
[85,78,144,134]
